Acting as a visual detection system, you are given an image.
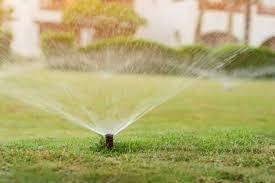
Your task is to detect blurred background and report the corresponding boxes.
[2,0,275,56]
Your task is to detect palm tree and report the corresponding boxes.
[224,0,235,41]
[195,1,204,42]
[223,0,257,44]
[195,0,239,43]
[231,0,258,44]
[195,0,237,43]
[244,0,253,44]
[183,0,258,44]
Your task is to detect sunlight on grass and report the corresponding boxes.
[0,70,274,182]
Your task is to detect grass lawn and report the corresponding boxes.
[0,69,274,182]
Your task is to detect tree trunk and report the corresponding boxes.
[227,2,234,41]
[195,9,204,43]
[226,11,234,43]
[244,0,252,44]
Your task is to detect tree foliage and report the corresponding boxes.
[40,31,75,57]
[63,0,145,39]
[0,0,13,26]
[0,28,12,58]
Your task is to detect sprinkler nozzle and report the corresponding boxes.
[105,134,114,149]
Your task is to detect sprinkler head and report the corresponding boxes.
[105,134,114,149]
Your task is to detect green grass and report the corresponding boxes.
[0,70,274,182]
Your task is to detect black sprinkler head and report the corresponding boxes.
[105,134,114,149]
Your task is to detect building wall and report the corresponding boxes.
[135,0,275,47]
[4,0,275,56]
[4,0,40,56]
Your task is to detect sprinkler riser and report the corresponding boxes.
[105,134,114,149]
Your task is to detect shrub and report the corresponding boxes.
[179,45,210,56]
[0,28,12,54]
[40,31,75,57]
[177,45,212,73]
[0,0,13,25]
[80,37,182,74]
[43,35,275,78]
[213,45,275,71]
[81,37,181,58]
[63,0,145,39]
[0,28,12,64]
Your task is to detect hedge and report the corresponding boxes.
[0,28,12,65]
[43,36,275,77]
[212,45,275,78]
[213,45,275,71]
[41,31,75,57]
[79,37,178,73]
[62,0,145,39]
[0,28,12,55]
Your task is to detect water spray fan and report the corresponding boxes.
[0,39,247,150]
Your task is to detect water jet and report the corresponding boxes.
[0,43,248,150]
